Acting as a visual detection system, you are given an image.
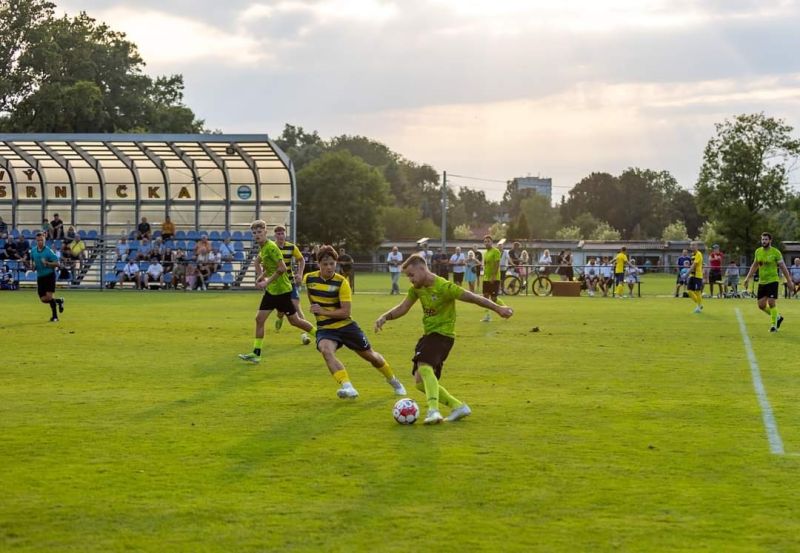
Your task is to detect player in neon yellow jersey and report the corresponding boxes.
[480,235,502,322]
[375,254,513,425]
[743,232,793,332]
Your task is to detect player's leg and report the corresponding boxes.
[239,295,272,362]
[355,346,406,395]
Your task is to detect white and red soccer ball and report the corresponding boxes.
[393,398,419,425]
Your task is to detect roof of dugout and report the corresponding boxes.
[0,133,296,237]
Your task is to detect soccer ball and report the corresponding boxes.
[301,333,311,345]
[393,398,419,425]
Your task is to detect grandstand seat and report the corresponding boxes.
[221,262,233,273]
[152,230,161,239]
[232,231,243,240]
[212,241,221,250]
[22,229,33,239]
[10,229,20,239]
[176,230,186,239]
[139,262,150,272]
[187,231,201,240]
[164,240,174,249]
[186,240,196,251]
[221,230,231,239]
[23,271,37,281]
[234,241,244,252]
[5,259,17,270]
[115,262,125,272]
[87,230,98,239]
[209,231,220,240]
[234,251,245,262]
[243,231,253,240]
[104,272,116,284]
[0,239,4,248]
[222,273,234,286]
[78,230,86,239]
[208,273,223,285]
[174,240,185,250]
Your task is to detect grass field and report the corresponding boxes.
[3,273,800,551]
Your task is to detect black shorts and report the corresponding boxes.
[412,333,455,379]
[757,282,779,300]
[709,269,722,283]
[614,272,624,285]
[687,277,704,291]
[37,272,56,297]
[482,280,499,297]
[453,272,464,284]
[258,291,296,315]
[316,322,370,352]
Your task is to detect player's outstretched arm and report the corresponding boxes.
[375,297,416,332]
[742,260,759,288]
[458,289,514,318]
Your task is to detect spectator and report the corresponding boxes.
[0,261,17,289]
[185,262,205,291]
[59,241,75,280]
[162,247,175,275]
[674,248,691,297]
[117,259,142,289]
[145,260,165,289]
[449,246,466,286]
[41,218,51,238]
[337,247,354,291]
[64,225,77,246]
[472,244,483,287]
[4,238,19,262]
[499,244,510,288]
[207,248,221,274]
[172,249,187,289]
[136,238,152,261]
[538,249,553,275]
[519,248,530,281]
[160,216,176,240]
[0,216,7,239]
[149,237,163,262]
[69,235,87,263]
[433,247,449,279]
[625,258,641,297]
[584,258,600,296]
[136,217,151,240]
[708,244,725,298]
[509,242,524,275]
[14,235,30,269]
[725,261,740,297]
[599,256,612,296]
[419,243,433,266]
[790,258,800,298]
[197,253,212,287]
[219,237,235,261]
[387,245,403,294]
[560,248,574,282]
[194,234,211,257]
[49,213,64,240]
[307,244,320,273]
[464,249,481,293]
[116,236,129,261]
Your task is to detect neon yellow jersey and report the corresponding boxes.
[613,252,628,273]
[259,240,293,295]
[690,250,703,279]
[754,246,783,284]
[407,275,464,338]
[483,247,501,282]
[303,271,353,330]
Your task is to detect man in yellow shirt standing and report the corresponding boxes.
[612,246,628,298]
[687,241,705,313]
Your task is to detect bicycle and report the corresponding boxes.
[502,266,553,296]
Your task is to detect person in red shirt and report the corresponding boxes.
[708,244,724,298]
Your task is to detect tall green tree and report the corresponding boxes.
[519,194,561,238]
[296,151,390,251]
[0,3,204,132]
[696,113,800,257]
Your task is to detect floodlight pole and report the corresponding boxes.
[441,170,447,250]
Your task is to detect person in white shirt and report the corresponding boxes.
[790,258,800,297]
[625,259,641,297]
[386,245,403,295]
[449,246,467,286]
[219,237,236,261]
[598,256,612,296]
[499,245,510,291]
[146,260,164,289]
[118,260,141,289]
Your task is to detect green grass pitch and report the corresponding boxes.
[2,273,799,551]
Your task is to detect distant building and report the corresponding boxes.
[512,176,552,202]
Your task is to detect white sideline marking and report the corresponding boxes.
[735,308,785,455]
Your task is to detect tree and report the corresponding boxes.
[488,222,507,240]
[589,222,621,241]
[511,212,530,240]
[696,113,800,257]
[661,221,689,241]
[455,187,497,225]
[453,224,472,240]
[297,151,390,251]
[519,194,561,239]
[274,124,326,172]
[555,225,582,240]
[0,4,205,132]
[381,206,440,241]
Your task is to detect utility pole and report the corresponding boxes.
[441,170,447,250]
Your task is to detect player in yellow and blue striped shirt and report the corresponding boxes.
[303,245,406,400]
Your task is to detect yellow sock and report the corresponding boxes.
[332,369,350,385]
[615,284,624,296]
[309,326,317,336]
[417,366,439,412]
[253,338,263,349]
[376,361,394,380]
[437,383,462,409]
[770,306,778,326]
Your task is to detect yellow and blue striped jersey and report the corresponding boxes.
[277,241,303,279]
[303,270,353,330]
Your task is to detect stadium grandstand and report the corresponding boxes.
[0,134,296,289]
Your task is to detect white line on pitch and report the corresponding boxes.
[735,308,785,455]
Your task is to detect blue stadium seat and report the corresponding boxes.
[176,230,186,239]
[23,271,37,281]
[0,239,4,248]
[212,241,221,250]
[164,240,174,249]
[221,230,231,239]
[104,272,116,283]
[87,230,98,239]
[163,273,173,285]
[186,240,196,251]
[152,230,161,239]
[209,231,220,240]
[22,229,33,239]
[78,230,87,239]
[232,231,243,240]
[222,273,234,286]
[221,262,233,273]
[6,259,17,270]
[139,262,150,272]
[234,251,245,262]
[208,272,223,284]
[187,230,201,240]
[234,241,244,252]
[10,229,20,239]
[174,240,185,250]
[243,231,253,240]
[115,262,125,272]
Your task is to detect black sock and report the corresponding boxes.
[254,348,262,356]
[49,300,57,318]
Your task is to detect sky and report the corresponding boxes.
[59,0,800,201]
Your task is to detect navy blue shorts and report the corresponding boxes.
[614,272,624,285]
[687,276,704,291]
[290,283,300,301]
[316,322,371,352]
